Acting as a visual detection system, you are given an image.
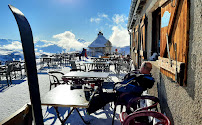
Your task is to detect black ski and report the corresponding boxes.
[8,4,44,125]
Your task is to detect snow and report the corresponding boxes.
[88,34,108,48]
[0,59,127,125]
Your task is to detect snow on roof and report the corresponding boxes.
[88,31,109,48]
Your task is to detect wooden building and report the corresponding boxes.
[128,0,201,124]
[88,31,112,57]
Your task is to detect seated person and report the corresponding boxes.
[86,62,155,114]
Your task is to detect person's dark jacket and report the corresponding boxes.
[115,70,155,94]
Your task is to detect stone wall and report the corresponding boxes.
[148,1,202,124]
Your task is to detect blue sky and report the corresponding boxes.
[0,0,131,51]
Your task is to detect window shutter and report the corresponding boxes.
[160,0,189,86]
[133,24,140,69]
[139,14,147,66]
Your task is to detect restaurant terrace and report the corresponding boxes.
[0,0,202,125]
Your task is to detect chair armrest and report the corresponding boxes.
[70,69,85,72]
[48,71,64,75]
[50,74,60,84]
[119,112,128,124]
[113,82,123,90]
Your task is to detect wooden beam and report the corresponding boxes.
[158,56,184,74]
[0,104,32,125]
[159,0,170,7]
[167,0,180,36]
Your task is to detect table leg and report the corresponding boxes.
[54,107,74,125]
[75,108,90,124]
[54,107,90,125]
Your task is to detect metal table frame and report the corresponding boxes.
[41,85,96,124]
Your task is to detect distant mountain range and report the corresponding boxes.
[37,45,65,53]
[0,39,18,45]
[77,39,86,43]
[0,38,130,62]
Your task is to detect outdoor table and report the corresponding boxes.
[91,57,109,62]
[62,71,109,79]
[41,85,95,124]
[83,61,110,72]
[40,57,55,68]
[62,71,110,93]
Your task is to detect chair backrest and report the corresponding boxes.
[13,61,22,70]
[48,71,64,81]
[128,95,159,112]
[95,63,104,69]
[48,71,64,90]
[69,60,77,69]
[5,61,12,66]
[123,111,171,125]
[48,71,64,75]
[7,63,14,74]
[49,74,59,84]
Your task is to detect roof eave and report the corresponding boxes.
[127,0,147,30]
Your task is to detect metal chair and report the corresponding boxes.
[69,60,85,72]
[126,95,159,113]
[119,110,171,125]
[103,63,110,72]
[13,61,23,79]
[48,71,66,90]
[112,95,159,125]
[0,63,14,86]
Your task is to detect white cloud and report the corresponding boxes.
[112,14,127,24]
[90,18,101,23]
[40,40,54,43]
[98,13,108,19]
[3,41,22,50]
[109,26,130,47]
[52,31,88,52]
[90,13,109,24]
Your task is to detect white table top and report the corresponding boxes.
[83,61,110,64]
[63,71,109,79]
[41,85,89,108]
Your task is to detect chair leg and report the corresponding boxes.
[112,103,117,125]
[120,105,123,113]
[14,71,17,79]
[21,70,22,79]
[6,75,9,87]
[9,75,12,85]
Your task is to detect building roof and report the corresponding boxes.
[88,31,109,48]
